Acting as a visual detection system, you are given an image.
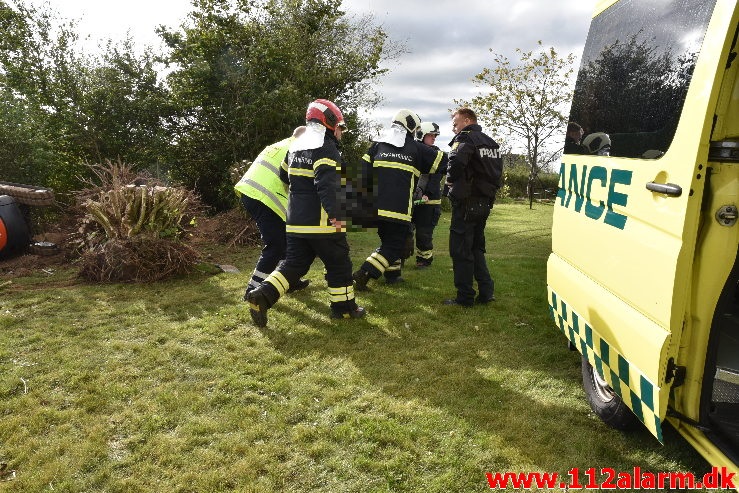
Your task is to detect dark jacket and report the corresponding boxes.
[447,124,503,201]
[415,144,446,206]
[281,130,344,236]
[564,136,588,155]
[362,133,447,223]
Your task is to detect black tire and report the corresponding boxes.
[0,182,55,206]
[581,357,640,430]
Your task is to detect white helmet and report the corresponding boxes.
[392,109,422,134]
[415,122,440,141]
[583,132,611,155]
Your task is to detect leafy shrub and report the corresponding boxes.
[72,160,202,282]
[501,164,560,199]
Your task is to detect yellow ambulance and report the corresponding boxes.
[547,0,739,480]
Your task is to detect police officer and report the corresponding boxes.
[444,108,503,307]
[412,122,445,268]
[353,110,448,290]
[245,99,365,327]
[235,126,309,299]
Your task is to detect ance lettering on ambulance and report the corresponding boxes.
[556,163,633,230]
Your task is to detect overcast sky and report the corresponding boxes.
[34,0,594,148]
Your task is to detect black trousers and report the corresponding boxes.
[270,234,357,313]
[242,195,286,291]
[449,200,494,305]
[412,204,441,262]
[361,220,412,280]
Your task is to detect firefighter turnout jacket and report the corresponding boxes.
[415,144,446,206]
[362,129,447,223]
[280,124,345,236]
[234,136,293,221]
[447,124,503,201]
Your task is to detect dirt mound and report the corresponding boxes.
[0,251,67,278]
[191,208,260,248]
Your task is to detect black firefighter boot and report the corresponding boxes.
[287,278,310,293]
[352,268,371,291]
[245,283,280,327]
[330,302,367,320]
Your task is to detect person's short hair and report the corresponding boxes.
[453,107,477,123]
[567,122,583,133]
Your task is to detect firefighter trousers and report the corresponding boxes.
[360,220,412,280]
[412,204,441,264]
[242,195,286,292]
[263,234,357,313]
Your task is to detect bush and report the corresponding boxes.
[500,165,559,200]
[78,237,198,282]
[72,160,202,282]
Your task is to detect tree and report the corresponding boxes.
[159,0,395,210]
[0,1,174,201]
[0,0,85,193]
[78,41,174,173]
[459,41,576,208]
[569,35,694,158]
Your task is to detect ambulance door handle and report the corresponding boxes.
[646,182,682,197]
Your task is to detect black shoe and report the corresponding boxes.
[385,276,405,285]
[443,298,473,308]
[476,294,496,304]
[330,306,367,319]
[353,269,371,291]
[416,259,432,268]
[245,289,270,327]
[287,279,310,293]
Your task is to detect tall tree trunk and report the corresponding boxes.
[527,171,535,209]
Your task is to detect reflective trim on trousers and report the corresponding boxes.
[328,285,355,303]
[416,249,433,260]
[249,268,270,289]
[366,251,390,273]
[265,271,290,296]
[385,259,401,272]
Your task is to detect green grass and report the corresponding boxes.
[0,203,708,492]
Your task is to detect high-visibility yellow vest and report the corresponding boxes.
[234,137,293,221]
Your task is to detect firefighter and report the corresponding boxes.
[582,131,612,156]
[412,121,445,268]
[245,99,365,327]
[353,110,448,290]
[235,126,310,299]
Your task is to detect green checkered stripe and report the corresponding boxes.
[548,289,663,442]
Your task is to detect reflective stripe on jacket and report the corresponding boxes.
[362,134,447,223]
[285,132,344,236]
[234,137,293,220]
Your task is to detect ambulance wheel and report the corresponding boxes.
[581,358,639,430]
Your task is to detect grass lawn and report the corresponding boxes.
[0,202,709,492]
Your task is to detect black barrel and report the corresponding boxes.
[0,195,30,260]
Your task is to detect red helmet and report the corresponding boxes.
[306,99,346,131]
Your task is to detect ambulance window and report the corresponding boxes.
[567,0,717,159]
